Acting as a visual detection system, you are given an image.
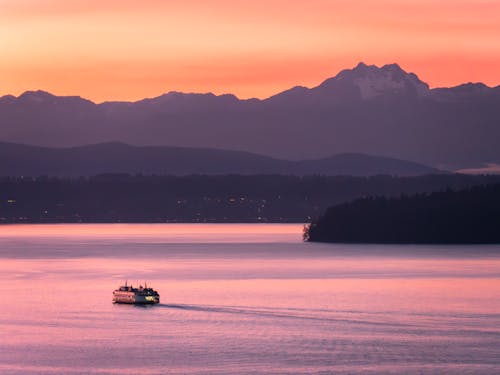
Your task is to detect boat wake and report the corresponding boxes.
[158,303,408,327]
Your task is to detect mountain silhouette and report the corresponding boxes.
[0,142,440,177]
[1,63,499,170]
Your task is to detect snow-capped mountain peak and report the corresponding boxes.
[332,62,429,99]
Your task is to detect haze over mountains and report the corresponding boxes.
[1,62,499,171]
[0,142,439,177]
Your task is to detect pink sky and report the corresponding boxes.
[1,0,499,102]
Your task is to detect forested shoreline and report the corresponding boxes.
[305,184,500,244]
[1,174,500,224]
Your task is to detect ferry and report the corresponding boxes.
[112,282,160,304]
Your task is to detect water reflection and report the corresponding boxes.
[1,224,500,374]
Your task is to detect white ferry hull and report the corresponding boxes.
[112,289,160,304]
[113,296,160,304]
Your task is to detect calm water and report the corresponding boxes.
[1,224,500,374]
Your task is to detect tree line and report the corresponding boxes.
[305,184,500,244]
[1,173,500,224]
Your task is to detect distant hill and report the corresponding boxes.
[1,62,499,170]
[0,142,440,177]
[305,184,500,244]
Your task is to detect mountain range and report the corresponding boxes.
[1,62,499,171]
[0,142,440,177]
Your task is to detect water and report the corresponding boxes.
[1,224,500,374]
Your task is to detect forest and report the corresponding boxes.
[2,174,500,224]
[305,184,500,244]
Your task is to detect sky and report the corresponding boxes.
[1,0,499,102]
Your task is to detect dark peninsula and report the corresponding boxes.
[304,184,500,244]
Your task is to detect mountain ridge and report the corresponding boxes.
[1,62,499,170]
[4,62,499,105]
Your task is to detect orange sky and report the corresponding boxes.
[1,0,499,102]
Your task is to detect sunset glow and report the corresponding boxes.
[2,0,499,102]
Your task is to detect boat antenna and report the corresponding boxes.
[125,280,127,287]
